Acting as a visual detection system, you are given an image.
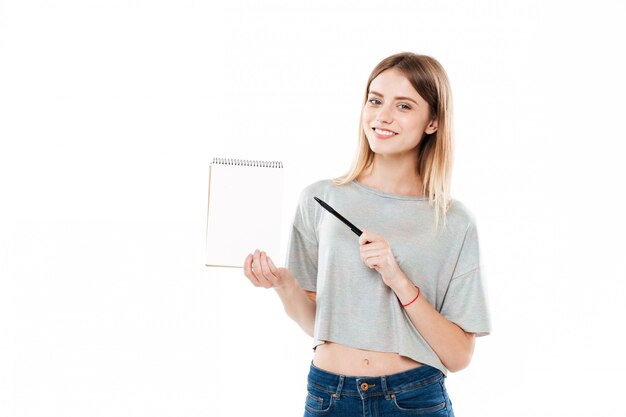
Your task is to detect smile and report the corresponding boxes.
[373,128,396,138]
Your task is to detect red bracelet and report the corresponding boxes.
[402,286,420,307]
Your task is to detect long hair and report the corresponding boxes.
[333,52,454,229]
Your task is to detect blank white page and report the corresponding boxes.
[205,159,284,268]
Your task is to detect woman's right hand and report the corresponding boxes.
[244,249,315,337]
[243,249,293,289]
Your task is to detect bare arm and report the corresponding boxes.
[273,280,316,337]
[391,276,475,372]
[358,230,475,372]
[244,250,316,337]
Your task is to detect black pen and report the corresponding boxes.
[314,196,363,237]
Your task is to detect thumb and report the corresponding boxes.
[267,256,279,274]
[359,228,371,245]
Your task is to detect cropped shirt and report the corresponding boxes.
[284,179,492,375]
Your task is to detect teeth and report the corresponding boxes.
[374,128,395,136]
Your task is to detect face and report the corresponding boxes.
[361,68,438,158]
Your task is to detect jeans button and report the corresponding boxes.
[360,382,369,391]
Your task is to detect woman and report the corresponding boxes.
[243,52,491,417]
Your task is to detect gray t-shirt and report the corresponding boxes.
[285,179,491,375]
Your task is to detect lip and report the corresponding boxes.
[372,127,397,139]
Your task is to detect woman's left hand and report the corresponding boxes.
[359,229,407,290]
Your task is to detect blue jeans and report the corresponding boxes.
[304,362,454,417]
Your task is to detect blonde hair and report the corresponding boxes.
[333,52,454,229]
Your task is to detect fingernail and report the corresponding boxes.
[255,249,259,254]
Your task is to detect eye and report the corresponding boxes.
[368,98,381,105]
[399,103,411,110]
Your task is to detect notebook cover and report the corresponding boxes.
[205,158,284,268]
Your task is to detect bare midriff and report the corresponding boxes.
[313,341,423,377]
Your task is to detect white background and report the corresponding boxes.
[1,1,625,416]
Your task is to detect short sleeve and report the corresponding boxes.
[440,222,492,336]
[284,190,319,292]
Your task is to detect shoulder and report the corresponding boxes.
[292,179,341,233]
[300,178,339,196]
[447,198,476,224]
[444,198,479,235]
[297,178,348,203]
[293,179,336,214]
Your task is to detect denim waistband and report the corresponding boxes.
[307,362,444,400]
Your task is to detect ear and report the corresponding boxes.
[425,117,438,135]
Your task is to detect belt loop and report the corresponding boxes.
[334,375,345,400]
[381,376,391,400]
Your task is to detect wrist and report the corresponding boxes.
[273,274,298,294]
[393,277,420,306]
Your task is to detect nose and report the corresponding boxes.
[375,104,393,124]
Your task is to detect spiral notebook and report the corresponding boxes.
[205,157,285,268]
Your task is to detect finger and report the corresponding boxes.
[361,249,375,263]
[243,253,261,286]
[359,229,379,245]
[360,242,385,254]
[364,260,376,269]
[361,252,385,268]
[361,249,386,265]
[267,255,279,275]
[365,254,380,267]
[257,251,274,287]
[266,256,282,286]
[252,250,271,288]
[260,252,278,284]
[358,229,370,245]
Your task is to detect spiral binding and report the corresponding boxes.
[211,157,283,168]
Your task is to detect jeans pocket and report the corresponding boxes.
[304,384,335,416]
[391,377,447,415]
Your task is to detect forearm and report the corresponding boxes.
[274,278,316,337]
[393,275,475,372]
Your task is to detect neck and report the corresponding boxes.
[358,153,424,197]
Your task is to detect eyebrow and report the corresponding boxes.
[368,90,418,105]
